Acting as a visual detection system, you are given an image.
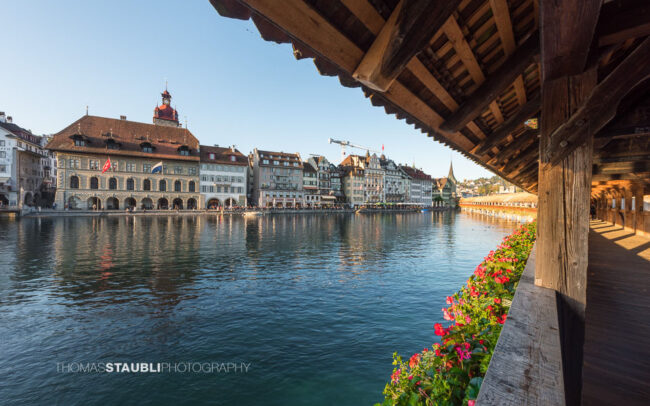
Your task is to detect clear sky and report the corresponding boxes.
[2,0,493,180]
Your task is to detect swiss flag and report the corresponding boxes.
[101,157,111,174]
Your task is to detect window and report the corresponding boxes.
[293,162,299,167]
[68,159,80,169]
[109,178,117,190]
[189,181,195,192]
[90,177,99,189]
[209,185,214,193]
[274,161,279,165]
[143,179,151,191]
[209,153,215,160]
[89,160,99,170]
[0,140,4,146]
[126,163,136,172]
[141,143,153,153]
[126,178,135,191]
[263,159,269,164]
[0,165,5,172]
[230,156,236,162]
[70,176,79,189]
[112,162,119,171]
[74,139,85,147]
[174,180,182,192]
[174,166,183,174]
[189,167,196,175]
[178,146,190,156]
[0,151,5,158]
[159,180,166,192]
[107,140,119,150]
[143,164,151,173]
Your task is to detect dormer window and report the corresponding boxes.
[71,134,88,147]
[230,156,236,162]
[106,139,120,150]
[209,153,215,160]
[141,142,154,153]
[178,145,190,156]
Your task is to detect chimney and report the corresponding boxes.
[214,144,219,147]
[0,112,5,123]
[7,116,12,123]
[231,145,236,152]
[120,115,127,120]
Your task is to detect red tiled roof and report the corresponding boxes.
[46,115,199,161]
[200,145,248,166]
[400,165,432,181]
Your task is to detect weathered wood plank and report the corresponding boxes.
[476,247,565,406]
[352,0,461,92]
[540,0,602,81]
[441,31,539,132]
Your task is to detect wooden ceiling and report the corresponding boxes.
[210,0,650,194]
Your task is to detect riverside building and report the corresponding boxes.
[200,145,248,208]
[46,90,202,210]
[0,113,52,209]
[302,161,319,207]
[251,149,304,208]
[400,165,433,207]
[341,153,384,204]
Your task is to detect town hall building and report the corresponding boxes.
[46,90,202,210]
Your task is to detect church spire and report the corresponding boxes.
[447,161,457,183]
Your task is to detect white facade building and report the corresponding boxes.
[200,145,248,208]
[0,113,52,209]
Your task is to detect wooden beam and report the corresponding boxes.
[443,16,485,85]
[597,0,650,46]
[493,130,537,166]
[537,65,597,406]
[502,140,538,173]
[543,38,650,165]
[352,0,461,92]
[339,0,384,34]
[440,31,540,132]
[475,94,540,155]
[210,0,251,20]
[490,0,516,55]
[593,160,650,175]
[540,0,602,81]
[592,171,650,182]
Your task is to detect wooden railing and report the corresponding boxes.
[476,246,565,405]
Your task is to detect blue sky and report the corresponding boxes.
[2,0,493,180]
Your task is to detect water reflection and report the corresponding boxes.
[0,212,524,406]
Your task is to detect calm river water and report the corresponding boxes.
[0,211,523,405]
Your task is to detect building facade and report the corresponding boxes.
[400,165,433,207]
[380,156,407,203]
[200,145,248,208]
[302,161,319,207]
[46,91,202,210]
[308,155,336,206]
[0,113,52,209]
[329,164,344,204]
[251,149,304,207]
[341,166,365,208]
[341,153,385,204]
[434,163,459,207]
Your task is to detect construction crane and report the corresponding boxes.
[328,138,380,162]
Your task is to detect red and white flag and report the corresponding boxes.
[101,157,111,174]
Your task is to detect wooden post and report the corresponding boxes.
[536,68,597,406]
[633,185,645,233]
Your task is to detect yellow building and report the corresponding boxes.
[46,91,202,210]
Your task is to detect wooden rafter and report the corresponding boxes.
[474,94,540,155]
[440,31,539,132]
[352,0,461,92]
[543,38,650,165]
[597,0,650,46]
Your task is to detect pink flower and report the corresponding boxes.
[391,369,401,383]
[465,315,471,324]
[434,323,447,336]
[409,353,420,368]
[443,308,454,321]
[446,296,454,304]
[494,298,501,304]
[497,314,507,324]
[468,400,476,406]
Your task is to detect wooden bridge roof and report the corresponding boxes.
[210,0,650,195]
